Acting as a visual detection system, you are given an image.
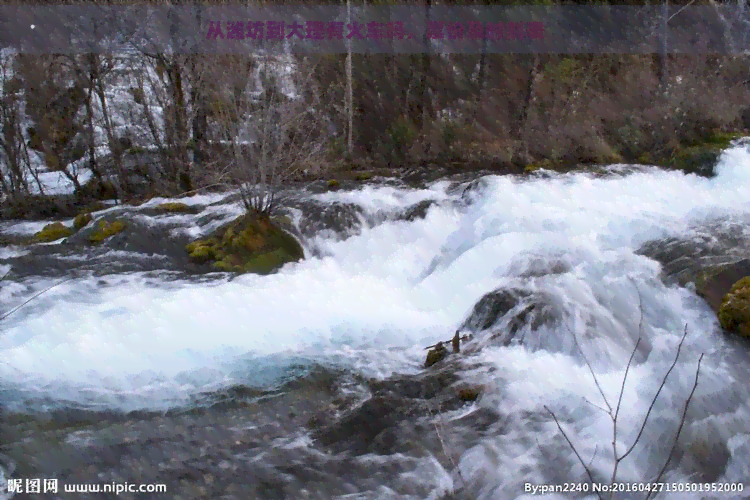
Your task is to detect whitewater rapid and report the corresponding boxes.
[2,145,750,498]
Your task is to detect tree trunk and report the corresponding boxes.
[658,0,669,99]
[91,54,125,203]
[191,56,209,171]
[346,0,353,157]
[521,55,544,165]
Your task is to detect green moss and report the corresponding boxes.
[718,276,750,338]
[88,219,126,244]
[34,222,73,243]
[154,202,191,213]
[271,215,293,227]
[668,144,723,176]
[186,214,304,275]
[186,240,216,263]
[638,152,654,164]
[242,248,296,274]
[326,179,340,190]
[703,131,744,149]
[524,159,559,173]
[355,172,373,181]
[73,212,92,231]
[424,343,448,368]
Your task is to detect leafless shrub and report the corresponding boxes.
[547,289,704,500]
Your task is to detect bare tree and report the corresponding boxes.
[547,292,704,500]
[206,53,333,216]
[0,52,32,203]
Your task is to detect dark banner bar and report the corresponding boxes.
[0,5,748,54]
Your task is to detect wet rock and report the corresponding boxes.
[718,276,750,337]
[137,202,201,216]
[424,342,448,368]
[695,260,750,314]
[185,213,304,275]
[462,289,524,333]
[668,145,723,178]
[397,199,436,222]
[312,395,409,454]
[456,385,484,402]
[458,287,562,348]
[369,369,458,400]
[290,200,366,240]
[314,364,484,456]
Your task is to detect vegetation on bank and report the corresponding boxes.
[2,7,750,219]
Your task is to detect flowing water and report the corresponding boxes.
[2,146,750,499]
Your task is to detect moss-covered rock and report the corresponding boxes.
[186,239,216,263]
[424,342,448,368]
[457,385,484,402]
[73,212,92,231]
[88,219,126,244]
[524,159,561,173]
[354,172,373,181]
[326,179,340,190]
[34,222,74,243]
[154,202,193,213]
[718,276,750,338]
[185,214,304,275]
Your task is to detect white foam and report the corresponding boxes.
[2,144,750,497]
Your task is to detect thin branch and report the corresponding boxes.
[619,324,690,462]
[545,405,601,499]
[567,323,613,414]
[610,286,645,494]
[580,396,609,415]
[588,444,599,470]
[0,277,75,322]
[425,400,467,493]
[645,353,704,500]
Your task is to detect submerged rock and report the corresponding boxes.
[397,199,436,222]
[460,287,560,346]
[185,214,304,275]
[718,276,750,338]
[313,362,489,456]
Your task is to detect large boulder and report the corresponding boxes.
[185,214,304,275]
[693,260,750,313]
[718,276,750,338]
